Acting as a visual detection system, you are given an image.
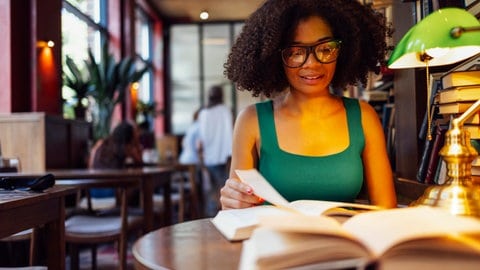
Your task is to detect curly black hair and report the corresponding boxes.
[92,122,136,169]
[224,0,392,97]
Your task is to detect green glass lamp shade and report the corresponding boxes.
[388,8,480,69]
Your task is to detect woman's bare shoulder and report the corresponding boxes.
[236,103,258,125]
[358,99,380,119]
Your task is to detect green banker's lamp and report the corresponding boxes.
[388,7,480,217]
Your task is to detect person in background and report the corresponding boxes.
[220,0,397,209]
[138,120,155,149]
[90,121,143,169]
[179,108,202,165]
[138,120,159,164]
[198,85,233,216]
[88,121,143,200]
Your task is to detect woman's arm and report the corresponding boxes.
[88,140,103,168]
[126,139,144,165]
[220,105,262,209]
[360,101,398,208]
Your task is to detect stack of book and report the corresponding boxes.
[417,70,480,184]
[436,70,480,115]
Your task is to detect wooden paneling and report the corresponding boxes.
[0,113,91,172]
[0,112,46,172]
[45,115,70,169]
[45,115,92,169]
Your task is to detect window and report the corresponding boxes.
[61,0,107,119]
[135,7,153,103]
[202,24,231,106]
[170,25,201,134]
[169,22,258,135]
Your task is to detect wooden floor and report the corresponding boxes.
[67,243,135,270]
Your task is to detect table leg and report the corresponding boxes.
[44,196,66,270]
[142,171,173,231]
[142,178,155,232]
[162,176,172,226]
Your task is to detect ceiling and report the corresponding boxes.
[150,0,265,22]
[150,0,394,23]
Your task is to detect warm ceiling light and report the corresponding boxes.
[37,40,55,48]
[200,11,209,20]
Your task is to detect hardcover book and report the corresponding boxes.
[211,169,380,241]
[441,70,480,89]
[464,124,480,139]
[423,124,447,184]
[239,206,480,270]
[437,101,476,114]
[437,85,480,104]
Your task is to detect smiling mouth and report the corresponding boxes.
[300,74,323,80]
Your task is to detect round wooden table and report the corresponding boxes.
[132,218,242,269]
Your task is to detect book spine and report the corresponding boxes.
[441,70,480,88]
[465,125,480,139]
[435,158,448,185]
[417,136,434,183]
[424,124,447,184]
[419,76,442,140]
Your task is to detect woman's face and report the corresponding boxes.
[283,16,337,95]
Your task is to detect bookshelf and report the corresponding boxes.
[391,1,480,204]
[394,177,429,206]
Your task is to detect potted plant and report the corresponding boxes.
[136,100,162,128]
[63,42,151,141]
[63,56,92,120]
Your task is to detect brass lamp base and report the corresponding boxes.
[412,100,480,218]
[411,180,480,217]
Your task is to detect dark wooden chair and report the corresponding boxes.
[0,157,37,266]
[154,163,201,223]
[64,179,144,270]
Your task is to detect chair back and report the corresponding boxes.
[156,135,179,164]
[0,157,21,172]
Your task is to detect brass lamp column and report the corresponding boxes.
[412,100,480,216]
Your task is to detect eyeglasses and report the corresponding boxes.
[281,39,342,68]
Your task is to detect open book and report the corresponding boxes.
[239,206,480,270]
[211,169,380,241]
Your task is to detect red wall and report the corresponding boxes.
[0,0,12,113]
[0,0,165,135]
[34,0,63,114]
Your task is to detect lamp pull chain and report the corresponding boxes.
[425,59,432,141]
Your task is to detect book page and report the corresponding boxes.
[290,200,381,216]
[235,169,290,207]
[211,205,292,241]
[240,227,371,270]
[342,206,480,257]
[235,169,379,216]
[257,213,348,236]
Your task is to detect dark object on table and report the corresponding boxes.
[0,174,55,192]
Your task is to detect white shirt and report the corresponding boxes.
[179,121,200,164]
[198,104,233,166]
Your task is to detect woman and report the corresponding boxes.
[220,0,397,209]
[89,121,143,169]
[88,121,143,199]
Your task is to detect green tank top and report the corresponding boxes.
[256,97,364,202]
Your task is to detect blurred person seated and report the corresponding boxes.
[84,121,143,210]
[90,121,143,169]
[138,120,159,164]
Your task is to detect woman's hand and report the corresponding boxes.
[220,178,264,209]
